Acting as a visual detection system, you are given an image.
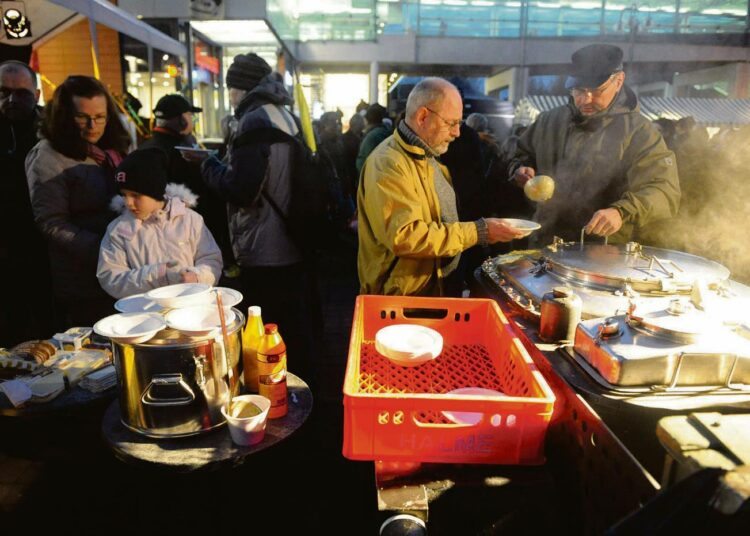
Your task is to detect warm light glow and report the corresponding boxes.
[323,74,369,123]
[190,20,276,45]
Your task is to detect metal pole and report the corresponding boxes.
[518,0,528,102]
[147,43,154,116]
[184,22,194,104]
[370,61,379,104]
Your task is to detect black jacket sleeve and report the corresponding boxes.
[200,142,270,206]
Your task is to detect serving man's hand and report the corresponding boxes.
[513,166,536,186]
[485,218,529,243]
[585,208,623,237]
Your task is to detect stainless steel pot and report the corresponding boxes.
[112,308,244,438]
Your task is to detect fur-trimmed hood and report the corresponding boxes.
[109,183,199,213]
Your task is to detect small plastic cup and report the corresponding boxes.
[221,394,271,446]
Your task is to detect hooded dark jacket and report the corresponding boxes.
[201,73,303,267]
[0,107,44,258]
[509,86,680,245]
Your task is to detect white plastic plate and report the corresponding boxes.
[210,287,243,308]
[500,218,542,236]
[93,312,166,344]
[115,293,163,314]
[165,305,236,336]
[145,283,211,309]
[442,387,507,425]
[375,324,443,367]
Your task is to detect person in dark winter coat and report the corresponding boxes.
[355,103,390,177]
[0,60,54,345]
[197,53,317,388]
[25,75,130,327]
[341,113,364,200]
[509,44,680,246]
[140,94,233,269]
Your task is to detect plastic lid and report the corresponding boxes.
[248,306,262,317]
[264,323,278,334]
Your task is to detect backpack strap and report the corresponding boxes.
[232,126,305,243]
[232,126,299,151]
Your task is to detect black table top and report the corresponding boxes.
[0,384,116,418]
[101,373,313,472]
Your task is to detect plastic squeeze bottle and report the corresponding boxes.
[257,323,288,418]
[241,306,264,392]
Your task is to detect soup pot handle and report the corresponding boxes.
[141,374,196,406]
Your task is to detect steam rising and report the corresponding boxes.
[638,123,750,285]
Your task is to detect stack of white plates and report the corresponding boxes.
[115,286,243,314]
[375,324,443,367]
[80,364,117,393]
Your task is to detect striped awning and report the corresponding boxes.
[515,95,750,127]
[640,97,750,127]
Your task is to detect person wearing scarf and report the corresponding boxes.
[25,75,130,327]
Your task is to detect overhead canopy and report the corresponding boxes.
[639,97,750,127]
[46,0,186,57]
[515,95,750,127]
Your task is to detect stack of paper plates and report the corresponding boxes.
[375,324,443,367]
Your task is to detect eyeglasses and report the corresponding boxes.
[73,113,108,127]
[569,74,619,99]
[425,107,463,130]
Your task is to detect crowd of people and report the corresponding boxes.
[1,42,748,363]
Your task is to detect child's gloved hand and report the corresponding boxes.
[180,269,199,283]
[165,261,185,284]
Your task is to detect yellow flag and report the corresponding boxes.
[294,73,317,154]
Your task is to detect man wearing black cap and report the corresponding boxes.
[509,43,680,245]
[199,52,317,389]
[141,93,233,270]
[140,94,203,191]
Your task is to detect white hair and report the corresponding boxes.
[405,78,457,121]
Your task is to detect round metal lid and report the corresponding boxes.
[543,242,730,293]
[628,300,724,343]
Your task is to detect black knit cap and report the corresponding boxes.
[225,53,272,91]
[565,44,624,90]
[115,148,169,201]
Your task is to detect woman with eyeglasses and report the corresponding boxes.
[25,75,131,327]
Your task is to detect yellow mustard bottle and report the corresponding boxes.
[257,323,288,419]
[241,306,264,392]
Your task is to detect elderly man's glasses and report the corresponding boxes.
[569,74,618,99]
[74,113,108,127]
[425,107,463,129]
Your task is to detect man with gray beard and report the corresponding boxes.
[357,78,524,296]
[510,44,680,245]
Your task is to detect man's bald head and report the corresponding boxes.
[404,78,462,155]
[405,78,459,122]
[0,60,39,121]
[0,60,37,89]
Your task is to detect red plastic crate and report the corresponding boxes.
[343,295,556,465]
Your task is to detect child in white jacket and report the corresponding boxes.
[97,148,223,299]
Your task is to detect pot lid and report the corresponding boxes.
[543,241,730,293]
[627,299,724,343]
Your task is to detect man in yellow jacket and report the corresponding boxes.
[357,78,523,296]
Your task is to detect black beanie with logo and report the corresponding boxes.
[114,148,169,201]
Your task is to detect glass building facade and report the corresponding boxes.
[264,0,748,41]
